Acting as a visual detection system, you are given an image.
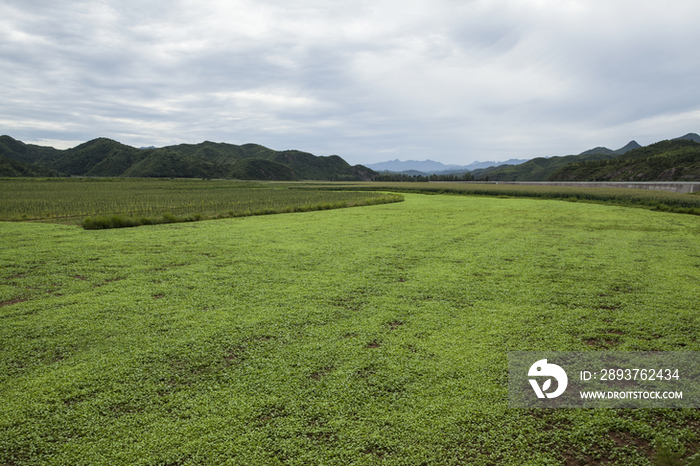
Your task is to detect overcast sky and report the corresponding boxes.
[2,0,699,165]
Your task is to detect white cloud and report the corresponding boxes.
[1,0,699,164]
[20,138,85,150]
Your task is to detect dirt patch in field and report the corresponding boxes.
[0,298,28,307]
[95,277,124,288]
[311,367,334,380]
[223,346,245,367]
[562,449,600,465]
[361,445,391,460]
[334,296,363,312]
[609,431,652,458]
[585,337,621,348]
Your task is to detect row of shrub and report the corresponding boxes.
[81,194,403,229]
[652,203,700,215]
[81,212,203,229]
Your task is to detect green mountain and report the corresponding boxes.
[0,136,375,181]
[0,135,62,165]
[577,140,642,157]
[548,139,700,181]
[121,150,227,178]
[471,152,620,181]
[163,141,275,165]
[0,155,64,177]
[54,138,149,176]
[162,141,373,180]
[674,133,700,143]
[227,158,295,181]
[471,140,658,181]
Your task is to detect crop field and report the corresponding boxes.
[0,178,401,224]
[1,192,700,465]
[320,181,700,215]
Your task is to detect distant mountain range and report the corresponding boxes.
[0,136,375,181]
[470,134,700,181]
[470,140,645,181]
[3,132,699,182]
[577,140,642,156]
[550,137,700,182]
[367,133,700,182]
[365,158,529,174]
[368,141,646,177]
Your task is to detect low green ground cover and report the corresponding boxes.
[319,181,700,215]
[1,194,699,465]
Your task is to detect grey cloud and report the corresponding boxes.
[1,0,699,163]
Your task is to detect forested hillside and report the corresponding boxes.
[0,155,63,177]
[0,136,374,181]
[471,152,620,181]
[471,135,699,182]
[548,139,700,181]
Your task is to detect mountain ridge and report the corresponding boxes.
[548,138,700,182]
[3,132,698,181]
[365,139,647,175]
[365,158,529,174]
[577,140,642,156]
[471,135,698,181]
[0,136,374,181]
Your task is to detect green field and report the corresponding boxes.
[1,192,700,465]
[322,181,700,215]
[0,179,402,227]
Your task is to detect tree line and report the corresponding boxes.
[372,172,474,182]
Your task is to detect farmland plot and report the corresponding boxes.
[0,178,401,225]
[1,194,699,465]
